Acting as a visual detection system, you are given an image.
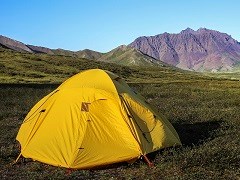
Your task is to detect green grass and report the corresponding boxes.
[1,80,240,179]
[0,48,240,179]
[205,72,240,81]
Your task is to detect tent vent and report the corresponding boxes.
[142,133,150,143]
[81,102,90,112]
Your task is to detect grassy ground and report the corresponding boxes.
[0,49,240,179]
[0,78,239,179]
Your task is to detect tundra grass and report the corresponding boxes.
[0,78,239,179]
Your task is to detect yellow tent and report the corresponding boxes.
[16,69,181,169]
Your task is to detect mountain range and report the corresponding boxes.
[1,28,240,72]
[0,35,161,67]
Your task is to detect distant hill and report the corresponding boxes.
[51,48,78,57]
[0,35,33,53]
[129,28,240,72]
[97,45,168,67]
[27,45,54,55]
[0,35,102,59]
[0,47,138,83]
[76,49,102,60]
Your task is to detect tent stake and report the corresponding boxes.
[13,153,22,165]
[66,168,73,175]
[142,155,154,167]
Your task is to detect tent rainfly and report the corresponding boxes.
[16,69,181,169]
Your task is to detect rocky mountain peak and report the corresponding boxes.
[180,28,195,34]
[129,28,240,72]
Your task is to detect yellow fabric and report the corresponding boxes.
[16,69,181,169]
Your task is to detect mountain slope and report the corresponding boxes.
[97,45,168,67]
[27,45,54,54]
[76,49,102,60]
[129,28,240,72]
[51,48,78,57]
[0,47,139,83]
[0,35,33,53]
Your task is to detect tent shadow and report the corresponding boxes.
[146,120,223,162]
[173,120,222,146]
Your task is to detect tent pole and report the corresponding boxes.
[142,155,154,167]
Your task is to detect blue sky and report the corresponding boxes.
[1,0,240,52]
